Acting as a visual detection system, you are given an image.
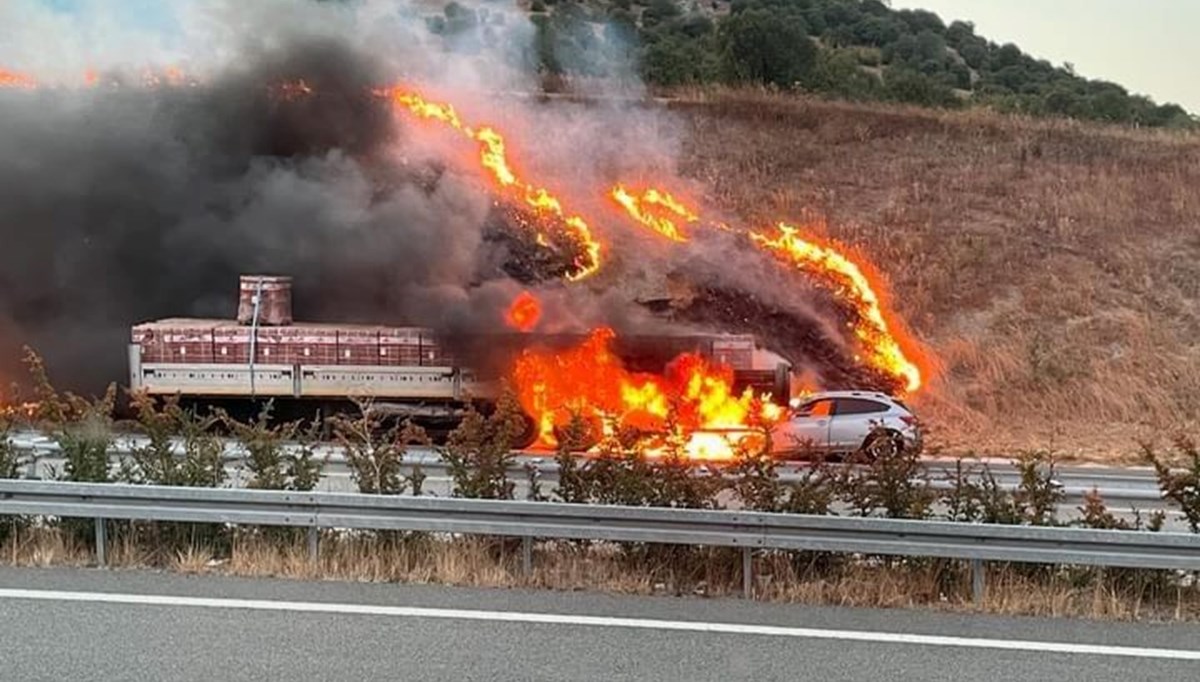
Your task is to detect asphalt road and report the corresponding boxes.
[0,567,1198,681]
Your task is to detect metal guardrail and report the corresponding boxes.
[0,479,1194,602]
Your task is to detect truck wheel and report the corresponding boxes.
[510,412,540,450]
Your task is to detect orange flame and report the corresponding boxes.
[512,327,780,458]
[505,291,542,332]
[607,184,924,394]
[513,327,625,447]
[382,87,601,280]
[608,185,695,242]
[2,66,198,89]
[751,224,922,392]
[0,68,37,89]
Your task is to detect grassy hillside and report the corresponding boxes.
[664,90,1200,458]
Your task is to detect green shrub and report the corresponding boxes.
[942,452,1064,526]
[330,399,428,495]
[551,418,725,509]
[23,348,117,546]
[109,392,231,558]
[221,402,325,492]
[942,459,1022,524]
[119,393,224,488]
[1076,489,1163,532]
[1144,438,1200,533]
[0,407,25,544]
[728,445,835,515]
[1011,451,1063,526]
[0,409,20,480]
[25,348,115,484]
[550,412,595,503]
[835,430,934,519]
[727,447,785,511]
[443,389,529,500]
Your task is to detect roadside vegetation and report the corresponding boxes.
[2,356,1200,622]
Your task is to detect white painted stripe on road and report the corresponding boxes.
[1,588,1197,661]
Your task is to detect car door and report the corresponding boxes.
[777,398,833,453]
[828,398,890,451]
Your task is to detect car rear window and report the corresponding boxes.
[833,398,890,415]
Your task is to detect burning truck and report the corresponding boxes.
[129,275,793,450]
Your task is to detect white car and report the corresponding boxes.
[772,390,921,459]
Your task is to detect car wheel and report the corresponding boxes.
[859,430,903,461]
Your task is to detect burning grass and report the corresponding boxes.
[384,86,601,280]
[668,88,1200,459]
[3,525,1197,622]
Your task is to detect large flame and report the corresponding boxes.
[382,87,601,280]
[512,327,780,459]
[607,185,923,393]
[751,224,922,392]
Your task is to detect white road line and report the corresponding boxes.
[1,587,1197,661]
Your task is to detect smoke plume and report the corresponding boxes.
[0,2,541,390]
[0,0,888,396]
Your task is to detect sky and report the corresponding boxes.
[890,0,1200,113]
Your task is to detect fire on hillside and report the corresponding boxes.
[381,87,925,458]
[2,63,928,460]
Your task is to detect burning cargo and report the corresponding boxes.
[129,276,792,448]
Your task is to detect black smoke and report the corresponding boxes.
[0,37,524,393]
[0,27,905,400]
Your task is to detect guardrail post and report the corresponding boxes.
[94,517,107,567]
[742,547,753,599]
[23,453,39,480]
[971,559,986,606]
[307,526,319,564]
[521,536,533,578]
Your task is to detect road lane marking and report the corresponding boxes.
[1,587,1197,661]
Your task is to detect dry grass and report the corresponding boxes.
[667,89,1200,460]
[754,553,1199,621]
[4,525,1197,622]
